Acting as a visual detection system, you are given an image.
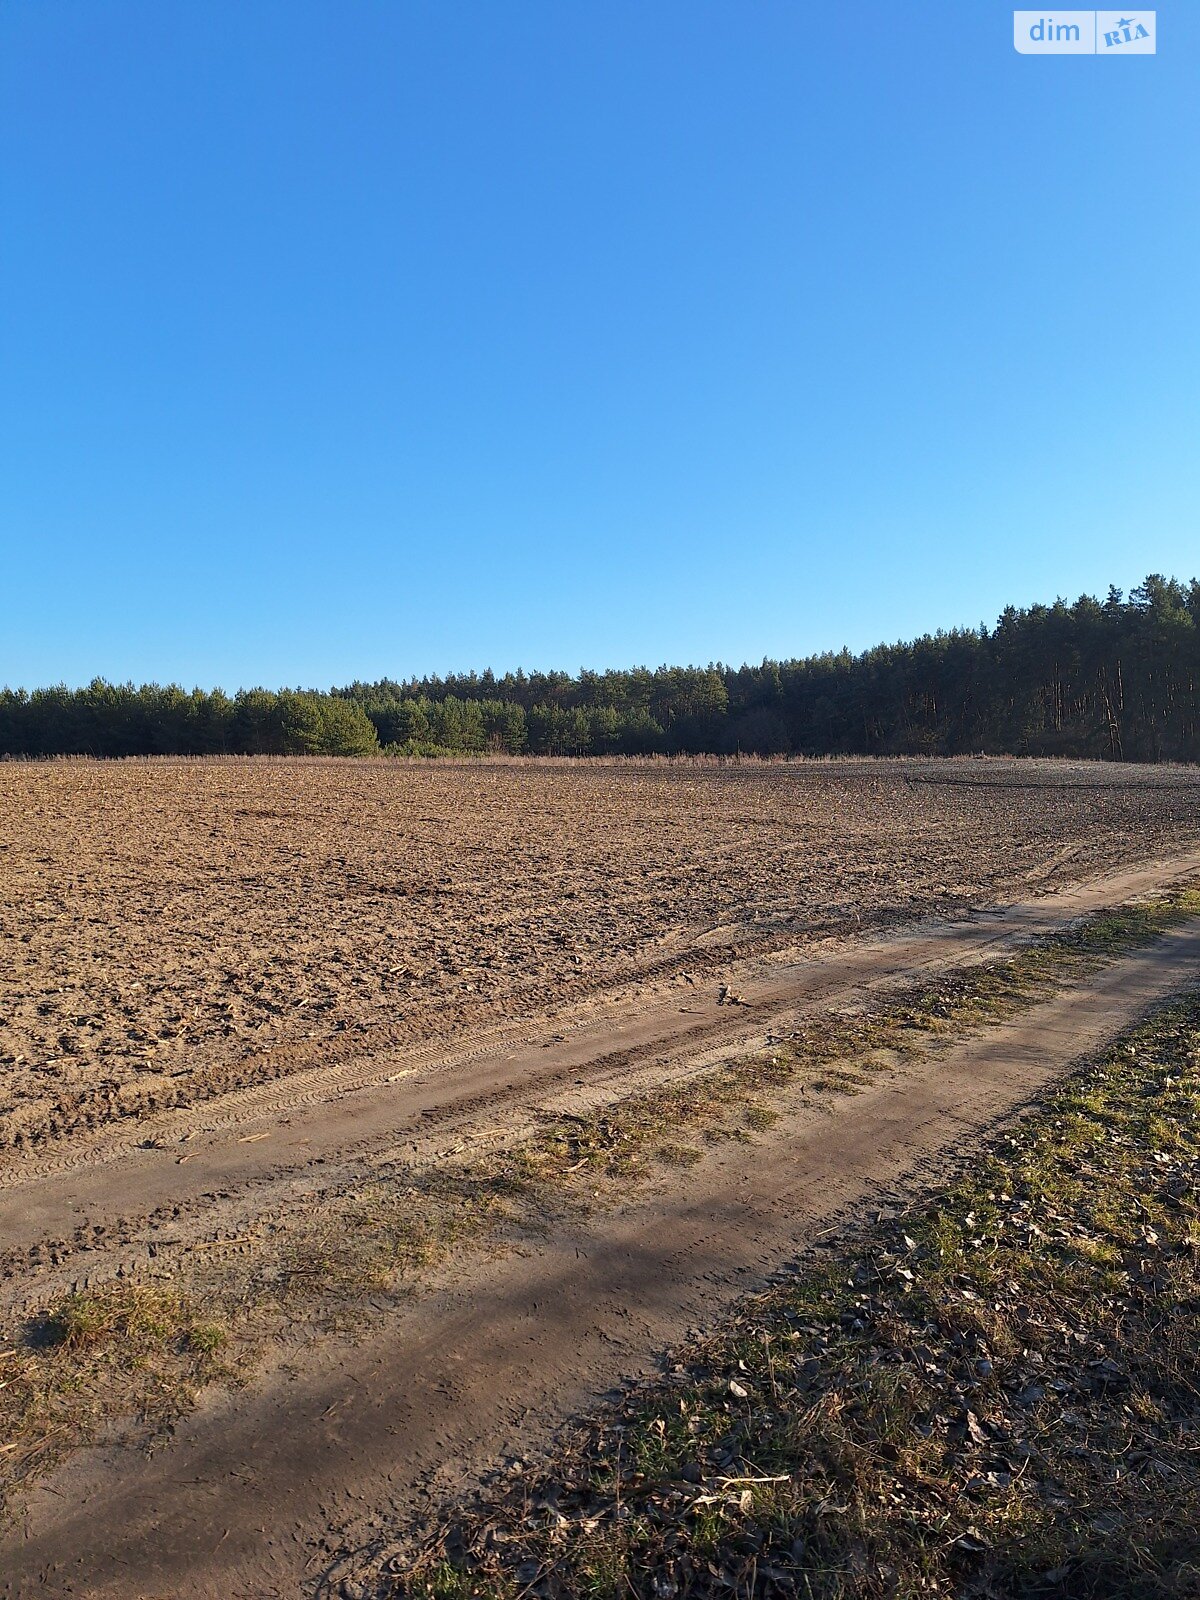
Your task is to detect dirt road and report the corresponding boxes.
[2,851,1197,1302]
[4,853,1200,1599]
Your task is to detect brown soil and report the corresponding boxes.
[4,757,1200,1598]
[6,920,1200,1600]
[4,757,1199,1153]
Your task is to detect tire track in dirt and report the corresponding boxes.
[6,917,1200,1600]
[3,851,1198,1271]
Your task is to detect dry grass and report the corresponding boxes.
[393,1000,1200,1600]
[0,1284,232,1498]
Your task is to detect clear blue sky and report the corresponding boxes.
[2,2,1196,690]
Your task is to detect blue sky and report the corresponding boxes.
[2,2,1196,690]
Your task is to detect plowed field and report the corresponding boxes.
[3,756,1199,1150]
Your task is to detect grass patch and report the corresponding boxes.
[0,1283,233,1511]
[394,990,1200,1600]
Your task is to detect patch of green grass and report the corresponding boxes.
[0,1283,233,1515]
[654,1142,704,1167]
[184,1321,229,1357]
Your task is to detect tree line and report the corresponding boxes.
[3,576,1198,761]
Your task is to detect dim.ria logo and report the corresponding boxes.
[1013,11,1156,53]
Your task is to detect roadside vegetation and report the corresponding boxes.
[3,889,1198,1519]
[395,992,1200,1600]
[2,574,1198,759]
